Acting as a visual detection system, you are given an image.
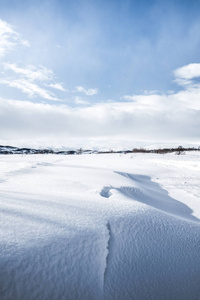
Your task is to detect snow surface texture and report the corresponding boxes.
[0,152,200,300]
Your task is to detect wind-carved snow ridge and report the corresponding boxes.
[103,222,111,290]
[115,171,200,223]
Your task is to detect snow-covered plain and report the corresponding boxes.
[0,152,200,300]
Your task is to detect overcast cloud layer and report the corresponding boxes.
[0,0,200,149]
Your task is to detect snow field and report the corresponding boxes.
[0,152,200,299]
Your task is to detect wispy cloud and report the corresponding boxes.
[0,63,61,101]
[75,86,98,96]
[74,96,89,105]
[0,78,58,101]
[123,95,136,101]
[45,82,67,92]
[0,19,64,102]
[4,63,53,81]
[0,18,29,57]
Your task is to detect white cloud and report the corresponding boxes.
[0,79,58,101]
[144,90,159,95]
[0,20,63,101]
[74,96,89,105]
[173,63,200,89]
[174,63,200,80]
[123,93,170,112]
[123,95,136,101]
[75,86,98,96]
[0,18,29,57]
[0,63,61,101]
[123,83,200,112]
[46,82,67,92]
[174,78,193,87]
[4,63,53,82]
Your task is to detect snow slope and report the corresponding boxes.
[0,152,200,300]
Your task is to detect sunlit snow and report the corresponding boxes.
[0,152,200,299]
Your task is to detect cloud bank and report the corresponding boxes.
[0,63,200,148]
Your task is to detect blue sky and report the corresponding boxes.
[0,0,200,148]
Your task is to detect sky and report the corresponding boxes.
[0,0,200,149]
